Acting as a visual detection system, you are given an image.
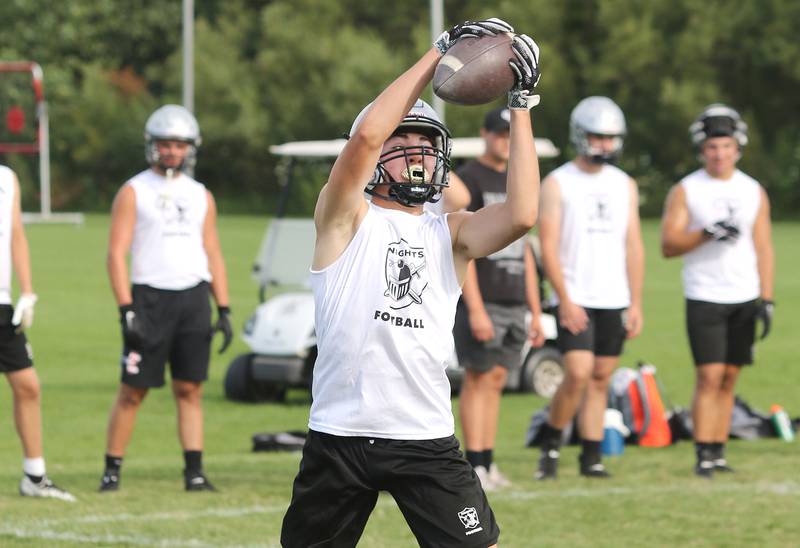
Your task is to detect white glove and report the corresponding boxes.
[433,18,514,54]
[12,293,37,330]
[507,34,542,110]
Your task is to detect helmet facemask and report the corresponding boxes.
[569,96,627,165]
[689,104,748,162]
[572,127,625,165]
[145,138,198,177]
[354,99,452,208]
[370,129,451,207]
[144,105,202,177]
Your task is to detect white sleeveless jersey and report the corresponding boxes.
[128,169,211,290]
[309,202,461,440]
[681,169,761,303]
[551,161,632,308]
[423,198,443,216]
[0,166,15,304]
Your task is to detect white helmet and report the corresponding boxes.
[144,104,202,172]
[350,99,451,207]
[569,96,627,164]
[689,103,748,149]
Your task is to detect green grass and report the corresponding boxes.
[0,215,798,547]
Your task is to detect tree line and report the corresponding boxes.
[1,0,798,217]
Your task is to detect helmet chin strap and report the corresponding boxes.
[588,153,615,165]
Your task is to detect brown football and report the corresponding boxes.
[432,33,516,105]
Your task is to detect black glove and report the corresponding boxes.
[433,17,514,54]
[703,219,740,242]
[755,299,774,340]
[212,306,233,354]
[119,304,145,352]
[508,33,541,110]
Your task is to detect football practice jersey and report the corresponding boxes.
[309,202,461,440]
[681,168,761,303]
[127,169,211,290]
[550,161,632,309]
[0,166,15,304]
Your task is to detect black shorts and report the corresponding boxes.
[686,299,758,366]
[281,431,500,548]
[120,282,212,388]
[0,305,33,373]
[454,300,527,372]
[556,307,626,357]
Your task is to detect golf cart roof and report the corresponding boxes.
[255,136,559,290]
[268,137,559,159]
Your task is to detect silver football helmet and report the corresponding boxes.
[569,96,627,164]
[689,103,748,149]
[144,104,202,172]
[350,99,451,207]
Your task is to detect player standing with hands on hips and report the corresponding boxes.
[534,97,644,480]
[281,18,541,547]
[99,105,233,492]
[661,104,774,478]
[0,165,75,501]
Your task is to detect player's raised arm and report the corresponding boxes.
[318,20,513,232]
[317,51,439,229]
[452,33,541,263]
[313,19,516,272]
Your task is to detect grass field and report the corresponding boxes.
[0,215,798,547]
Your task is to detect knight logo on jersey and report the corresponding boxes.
[156,192,190,225]
[713,196,740,220]
[384,239,428,310]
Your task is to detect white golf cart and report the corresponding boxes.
[224,137,565,402]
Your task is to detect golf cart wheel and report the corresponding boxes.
[521,346,564,399]
[224,354,288,402]
[224,353,256,401]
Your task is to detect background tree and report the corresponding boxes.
[0,0,796,216]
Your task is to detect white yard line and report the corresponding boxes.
[2,481,796,546]
[27,503,288,527]
[495,480,800,501]
[0,528,215,547]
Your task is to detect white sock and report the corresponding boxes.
[23,457,46,478]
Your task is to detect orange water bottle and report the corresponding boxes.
[770,405,795,442]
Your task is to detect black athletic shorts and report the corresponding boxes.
[686,299,758,366]
[120,282,212,388]
[454,300,527,372]
[556,306,626,357]
[0,305,33,373]
[281,430,500,548]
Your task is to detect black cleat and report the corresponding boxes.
[185,471,216,492]
[534,448,559,480]
[579,455,611,478]
[694,460,715,479]
[99,470,120,492]
[713,458,735,473]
